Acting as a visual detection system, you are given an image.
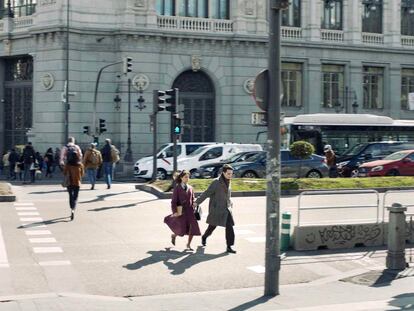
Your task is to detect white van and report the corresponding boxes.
[134,142,212,180]
[177,143,263,176]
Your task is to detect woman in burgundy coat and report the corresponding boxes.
[164,170,201,250]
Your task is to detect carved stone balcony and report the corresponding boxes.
[157,15,233,33]
[281,26,302,39]
[402,35,414,47]
[321,29,344,42]
[362,32,384,45]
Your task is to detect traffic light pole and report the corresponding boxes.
[124,78,133,162]
[264,1,283,297]
[152,90,158,182]
[173,89,179,174]
[93,61,123,137]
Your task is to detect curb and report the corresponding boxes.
[135,184,414,199]
[0,183,16,202]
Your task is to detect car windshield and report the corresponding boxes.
[156,144,169,155]
[189,146,209,156]
[225,153,244,162]
[246,152,265,162]
[384,151,408,161]
[342,143,366,156]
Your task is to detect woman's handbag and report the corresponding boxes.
[61,173,70,188]
[194,205,202,221]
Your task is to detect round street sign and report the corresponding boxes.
[252,69,268,112]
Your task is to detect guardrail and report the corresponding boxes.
[297,189,380,226]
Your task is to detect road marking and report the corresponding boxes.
[0,225,9,268]
[234,229,254,235]
[21,224,47,228]
[17,212,40,216]
[15,207,37,211]
[29,238,57,244]
[38,261,71,267]
[245,237,266,243]
[20,217,43,222]
[234,224,265,228]
[247,265,265,274]
[14,203,34,206]
[25,230,51,236]
[33,247,63,254]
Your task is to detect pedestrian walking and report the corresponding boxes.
[8,148,19,180]
[22,142,36,184]
[195,164,236,254]
[44,147,54,178]
[2,150,10,179]
[100,139,119,189]
[52,147,62,173]
[61,137,84,221]
[83,142,102,190]
[324,144,338,178]
[164,170,201,251]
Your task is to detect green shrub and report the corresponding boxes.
[289,141,315,159]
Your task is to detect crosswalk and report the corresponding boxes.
[0,222,9,268]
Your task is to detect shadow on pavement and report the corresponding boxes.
[79,191,138,204]
[87,198,159,212]
[227,296,273,311]
[28,189,67,194]
[388,293,414,310]
[123,246,228,275]
[17,216,71,229]
[371,269,406,288]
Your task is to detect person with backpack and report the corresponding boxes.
[100,138,119,189]
[61,137,84,221]
[83,142,102,190]
[22,142,36,184]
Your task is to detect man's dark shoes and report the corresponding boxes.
[201,236,206,246]
[90,185,94,190]
[70,210,74,221]
[171,234,176,246]
[226,246,236,254]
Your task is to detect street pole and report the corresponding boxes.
[173,89,179,174]
[64,0,70,141]
[124,78,133,162]
[264,0,283,297]
[152,90,158,181]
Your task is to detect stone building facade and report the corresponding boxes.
[0,0,413,161]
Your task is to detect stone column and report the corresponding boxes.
[304,0,321,41]
[388,65,402,119]
[384,0,401,47]
[386,203,408,270]
[307,60,322,113]
[345,0,362,44]
[349,60,362,112]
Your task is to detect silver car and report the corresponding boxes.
[232,150,329,178]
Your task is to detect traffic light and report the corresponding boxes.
[172,115,182,135]
[165,89,177,113]
[99,119,107,134]
[156,90,167,112]
[83,125,90,135]
[122,56,132,74]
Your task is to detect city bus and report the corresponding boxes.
[281,114,414,155]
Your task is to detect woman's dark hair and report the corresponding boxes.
[174,170,190,184]
[222,164,234,173]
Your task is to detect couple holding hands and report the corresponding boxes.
[164,164,236,254]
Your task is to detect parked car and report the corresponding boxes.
[357,150,414,177]
[134,142,213,180]
[177,143,263,177]
[194,151,262,178]
[231,150,329,178]
[337,141,414,177]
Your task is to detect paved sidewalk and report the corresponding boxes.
[1,266,413,311]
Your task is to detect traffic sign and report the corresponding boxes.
[251,112,267,126]
[253,69,268,112]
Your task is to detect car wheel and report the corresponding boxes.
[157,169,167,180]
[306,170,322,178]
[242,171,258,178]
[386,169,400,176]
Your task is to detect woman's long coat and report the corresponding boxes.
[195,176,233,227]
[164,184,201,236]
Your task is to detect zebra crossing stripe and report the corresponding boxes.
[17,212,40,216]
[25,230,51,236]
[33,247,63,254]
[0,225,9,268]
[38,261,71,267]
[29,238,57,244]
[15,207,37,211]
[20,217,43,222]
[14,203,34,206]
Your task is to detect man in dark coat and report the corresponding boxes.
[195,164,236,253]
[8,148,19,180]
[22,142,36,184]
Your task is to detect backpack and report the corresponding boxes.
[66,145,79,165]
[111,147,120,163]
[90,150,99,165]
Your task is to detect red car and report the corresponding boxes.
[357,150,414,177]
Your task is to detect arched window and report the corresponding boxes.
[282,0,301,27]
[401,0,414,36]
[321,0,342,30]
[362,0,382,33]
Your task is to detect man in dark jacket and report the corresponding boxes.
[100,138,119,189]
[22,142,36,184]
[8,148,19,180]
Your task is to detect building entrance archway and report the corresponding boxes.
[172,70,215,142]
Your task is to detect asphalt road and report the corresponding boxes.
[0,182,411,299]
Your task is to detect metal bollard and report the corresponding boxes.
[281,212,291,251]
[386,203,407,270]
